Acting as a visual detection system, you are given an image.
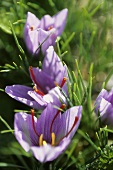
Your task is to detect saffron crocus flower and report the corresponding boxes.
[24,9,68,54]
[14,103,82,162]
[94,88,113,125]
[5,46,68,109]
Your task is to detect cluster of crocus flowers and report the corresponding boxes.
[14,103,82,162]
[5,45,82,162]
[5,8,82,163]
[5,46,68,110]
[24,9,68,55]
[95,88,113,126]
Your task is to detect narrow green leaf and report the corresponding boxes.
[1,129,14,134]
[0,88,4,92]
[102,67,113,89]
[0,24,11,34]
[0,116,13,134]
[9,21,24,54]
[0,162,25,168]
[62,32,75,51]
[75,59,87,94]
[89,3,103,17]
[87,63,93,114]
[78,130,99,151]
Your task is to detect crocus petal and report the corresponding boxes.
[43,46,67,84]
[38,28,56,54]
[96,97,113,122]
[31,138,70,162]
[5,85,43,109]
[24,12,40,54]
[29,67,55,93]
[54,8,68,36]
[106,88,113,104]
[40,15,54,30]
[37,103,60,143]
[14,104,82,163]
[24,29,39,54]
[98,98,111,117]
[25,12,40,29]
[14,112,39,152]
[28,91,47,108]
[28,86,66,108]
[52,106,82,143]
[94,88,113,126]
[44,86,67,105]
[94,89,108,113]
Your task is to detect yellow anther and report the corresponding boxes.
[63,77,67,81]
[33,86,45,96]
[33,86,37,91]
[58,104,66,111]
[54,81,59,87]
[39,134,43,146]
[62,104,66,108]
[39,134,47,146]
[51,132,56,146]
[30,26,34,31]
[43,141,47,146]
[48,26,53,31]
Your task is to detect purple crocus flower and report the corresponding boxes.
[14,103,82,162]
[5,46,68,109]
[94,88,113,125]
[24,9,68,55]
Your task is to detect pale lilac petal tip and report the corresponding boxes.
[38,28,56,54]
[5,85,45,109]
[40,15,54,30]
[54,8,68,36]
[31,138,70,162]
[43,46,65,83]
[95,88,113,125]
[26,12,40,28]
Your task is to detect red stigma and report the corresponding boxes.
[31,109,40,137]
[60,77,67,88]
[29,66,45,94]
[50,104,66,133]
[64,116,79,138]
[60,116,79,142]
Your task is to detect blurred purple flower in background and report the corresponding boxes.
[5,46,68,109]
[14,103,82,162]
[94,88,113,126]
[24,9,68,55]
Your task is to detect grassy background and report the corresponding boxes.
[0,0,113,169]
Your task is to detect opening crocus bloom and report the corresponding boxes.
[94,88,113,125]
[14,103,82,162]
[24,9,68,54]
[5,46,68,109]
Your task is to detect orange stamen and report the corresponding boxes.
[50,104,66,133]
[30,26,34,31]
[54,77,67,88]
[29,66,45,94]
[48,25,53,31]
[54,81,59,86]
[34,86,45,96]
[31,109,40,137]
